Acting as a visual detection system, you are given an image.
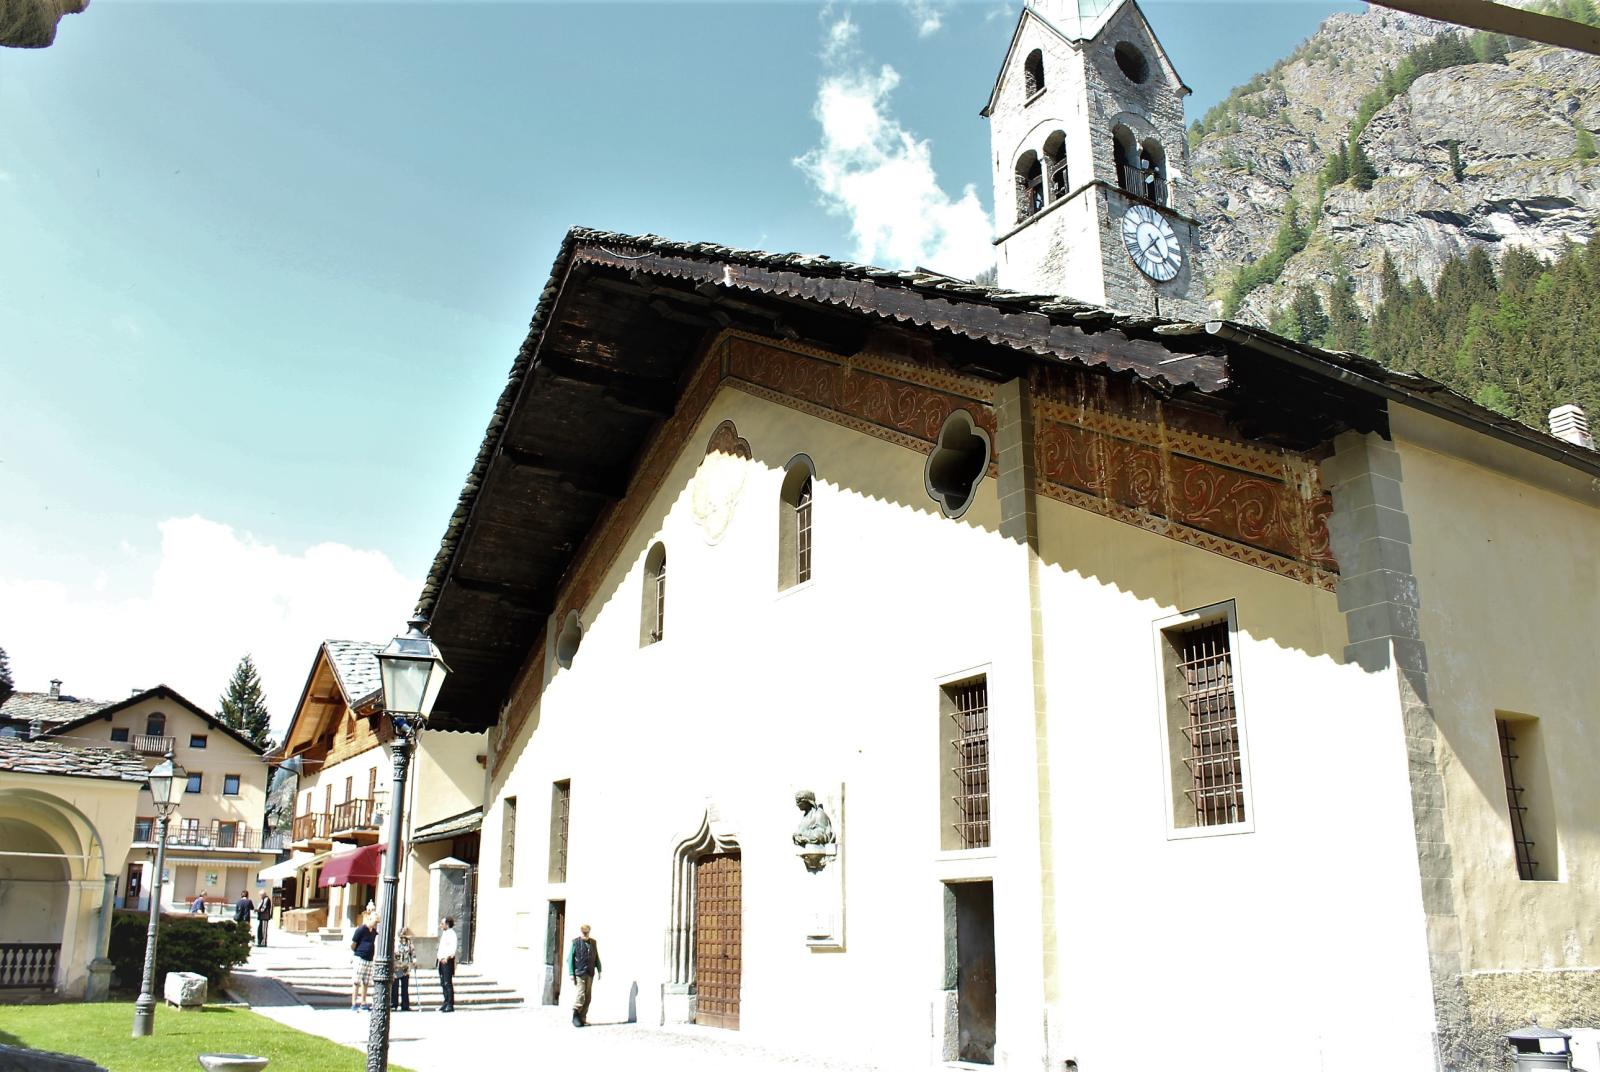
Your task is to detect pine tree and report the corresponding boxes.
[1323,258,1366,353]
[1323,144,1349,187]
[218,655,273,750]
[1288,285,1330,344]
[0,646,13,707]
[1349,139,1378,190]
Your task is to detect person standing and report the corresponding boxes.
[567,924,601,1027]
[254,891,272,947]
[233,889,252,925]
[350,910,378,1011]
[391,929,416,1012]
[436,917,458,1012]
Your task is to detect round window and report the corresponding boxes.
[1114,42,1150,84]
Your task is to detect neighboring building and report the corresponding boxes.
[985,0,1206,317]
[32,685,277,912]
[406,209,1599,1069]
[0,736,145,999]
[0,679,115,739]
[272,641,484,940]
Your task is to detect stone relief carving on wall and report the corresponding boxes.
[691,420,751,545]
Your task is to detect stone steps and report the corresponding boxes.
[267,965,524,1009]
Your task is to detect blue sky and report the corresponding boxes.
[0,0,1360,731]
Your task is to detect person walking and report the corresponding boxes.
[254,891,272,947]
[567,924,601,1027]
[436,917,458,1012]
[233,890,252,925]
[350,910,378,1011]
[391,929,416,1012]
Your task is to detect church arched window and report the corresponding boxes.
[641,542,666,646]
[1112,126,1139,195]
[1015,151,1044,223]
[1024,50,1045,97]
[1140,139,1169,205]
[779,455,815,591]
[1043,131,1068,202]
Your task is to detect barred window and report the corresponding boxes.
[500,796,517,888]
[549,780,571,883]
[1160,606,1251,832]
[940,677,991,851]
[641,543,667,645]
[780,456,816,590]
[1497,716,1557,881]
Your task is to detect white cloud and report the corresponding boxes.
[903,0,946,37]
[0,516,417,745]
[795,33,994,280]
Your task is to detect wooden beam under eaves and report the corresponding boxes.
[498,445,629,500]
[1372,0,1600,55]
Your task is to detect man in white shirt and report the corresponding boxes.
[436,917,459,1012]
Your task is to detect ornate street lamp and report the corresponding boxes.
[366,616,450,1072]
[132,752,186,1037]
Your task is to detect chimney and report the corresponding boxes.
[1549,404,1595,450]
[48,679,61,699]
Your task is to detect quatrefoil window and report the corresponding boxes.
[555,610,583,669]
[925,410,991,519]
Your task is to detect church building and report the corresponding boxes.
[407,4,1600,1069]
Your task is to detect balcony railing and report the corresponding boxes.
[330,798,378,835]
[292,812,331,843]
[134,823,277,853]
[0,943,59,989]
[133,734,175,755]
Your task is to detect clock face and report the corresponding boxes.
[1121,204,1183,282]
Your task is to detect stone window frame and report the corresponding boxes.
[665,811,740,994]
[1152,599,1257,840]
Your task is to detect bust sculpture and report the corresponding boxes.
[792,790,835,846]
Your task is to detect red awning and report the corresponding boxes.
[318,842,398,888]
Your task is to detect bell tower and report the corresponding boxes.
[982,0,1207,319]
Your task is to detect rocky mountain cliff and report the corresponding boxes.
[1187,5,1600,327]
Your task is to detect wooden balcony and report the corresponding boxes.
[330,798,380,844]
[132,734,175,756]
[291,811,333,850]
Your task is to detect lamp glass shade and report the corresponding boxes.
[377,617,450,720]
[147,755,186,811]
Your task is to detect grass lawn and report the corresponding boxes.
[0,1002,414,1072]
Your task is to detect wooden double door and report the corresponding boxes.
[693,853,742,1030]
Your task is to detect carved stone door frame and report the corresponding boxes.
[663,811,739,1025]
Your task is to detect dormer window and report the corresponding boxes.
[1023,49,1045,98]
[1015,151,1044,223]
[1043,131,1068,202]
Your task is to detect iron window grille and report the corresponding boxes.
[796,477,813,585]
[500,796,517,887]
[1174,622,1246,827]
[1497,719,1539,880]
[949,679,991,849]
[550,781,571,883]
[652,557,667,643]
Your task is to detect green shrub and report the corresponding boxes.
[109,910,252,992]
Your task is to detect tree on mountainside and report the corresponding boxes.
[0,646,13,707]
[218,655,272,751]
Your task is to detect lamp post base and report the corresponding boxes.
[132,993,156,1037]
